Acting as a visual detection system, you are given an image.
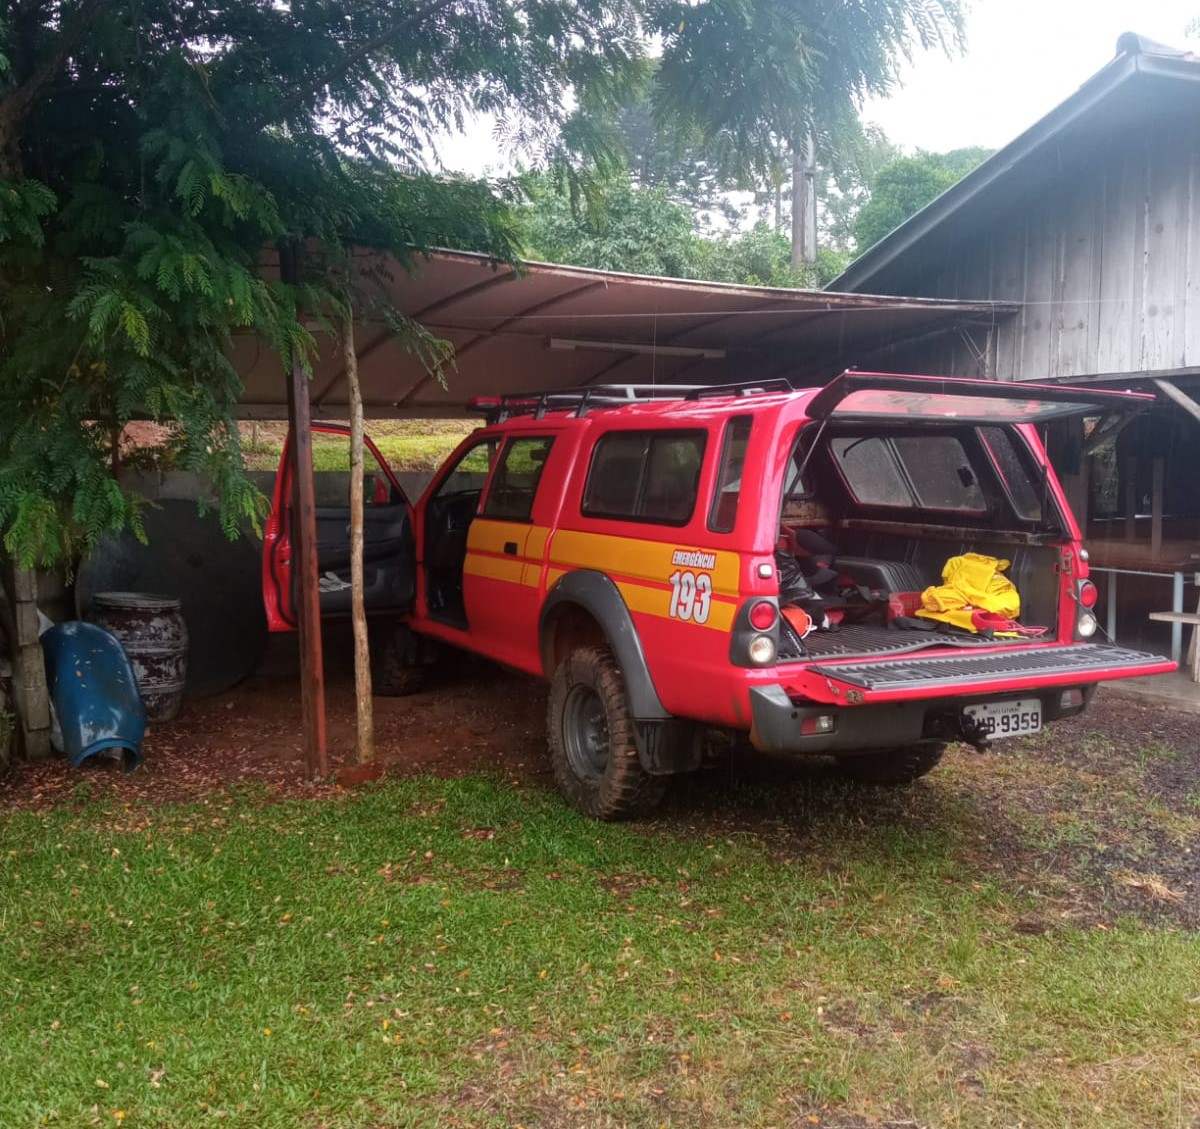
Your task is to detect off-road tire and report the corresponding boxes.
[547,646,668,820]
[835,743,945,785]
[370,623,428,697]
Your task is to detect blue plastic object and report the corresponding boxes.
[41,621,147,770]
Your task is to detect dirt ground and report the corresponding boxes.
[1,632,551,809]
[4,631,1199,926]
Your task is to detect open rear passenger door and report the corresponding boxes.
[262,424,416,631]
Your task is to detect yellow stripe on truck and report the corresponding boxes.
[551,528,740,632]
[549,529,740,596]
[615,579,736,631]
[465,519,539,587]
[523,526,550,587]
[466,523,742,629]
[468,519,529,557]
[463,554,525,585]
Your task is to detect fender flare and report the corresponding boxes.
[539,570,670,721]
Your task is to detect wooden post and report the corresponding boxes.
[1060,418,1090,528]
[1151,457,1164,561]
[285,347,328,777]
[1124,456,1138,542]
[286,345,329,782]
[288,352,329,780]
[1076,447,1091,535]
[279,241,328,781]
[343,312,374,764]
[0,561,51,761]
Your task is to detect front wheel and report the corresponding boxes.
[834,743,945,785]
[547,646,667,821]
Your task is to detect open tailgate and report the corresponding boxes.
[806,371,1154,424]
[784,642,1176,706]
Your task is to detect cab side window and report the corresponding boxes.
[482,436,556,522]
[708,416,752,532]
[436,441,495,498]
[582,430,707,526]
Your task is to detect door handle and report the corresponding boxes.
[503,541,518,556]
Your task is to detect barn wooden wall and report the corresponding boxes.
[872,116,1200,383]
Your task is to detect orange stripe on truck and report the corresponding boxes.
[467,524,742,628]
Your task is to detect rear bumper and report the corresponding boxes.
[747,683,1099,755]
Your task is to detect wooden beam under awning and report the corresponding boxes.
[1153,378,1200,426]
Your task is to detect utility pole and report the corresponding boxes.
[790,130,818,270]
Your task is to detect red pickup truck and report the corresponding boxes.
[263,372,1175,819]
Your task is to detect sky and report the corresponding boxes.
[437,0,1200,173]
[861,0,1200,153]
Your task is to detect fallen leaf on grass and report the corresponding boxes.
[1114,870,1183,903]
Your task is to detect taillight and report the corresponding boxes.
[747,635,777,665]
[731,597,781,667]
[1074,578,1100,639]
[748,600,778,630]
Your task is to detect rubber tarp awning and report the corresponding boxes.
[232,249,1014,418]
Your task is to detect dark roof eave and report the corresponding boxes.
[828,48,1200,294]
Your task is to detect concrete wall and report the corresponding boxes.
[122,469,437,510]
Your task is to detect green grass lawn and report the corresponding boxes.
[241,420,477,474]
[2,761,1198,1128]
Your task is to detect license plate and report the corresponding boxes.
[963,698,1042,739]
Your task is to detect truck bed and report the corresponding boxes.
[779,621,999,662]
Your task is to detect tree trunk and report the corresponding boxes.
[343,313,375,764]
[0,558,52,761]
[790,130,818,270]
[0,0,107,766]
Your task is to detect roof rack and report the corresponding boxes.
[467,379,794,423]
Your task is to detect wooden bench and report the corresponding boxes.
[1148,610,1200,682]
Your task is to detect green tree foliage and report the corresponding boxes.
[645,0,965,265]
[0,0,647,568]
[816,124,903,251]
[603,77,747,232]
[520,175,698,278]
[519,174,847,287]
[547,1,965,264]
[853,146,993,251]
[691,225,847,288]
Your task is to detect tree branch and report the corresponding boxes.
[0,0,107,175]
[256,0,461,131]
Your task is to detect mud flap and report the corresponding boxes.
[634,719,704,775]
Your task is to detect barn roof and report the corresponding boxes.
[828,33,1200,296]
[233,249,1011,418]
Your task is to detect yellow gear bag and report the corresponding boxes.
[916,552,1021,633]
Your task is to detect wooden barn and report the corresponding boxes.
[829,32,1200,663]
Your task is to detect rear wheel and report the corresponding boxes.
[370,623,429,697]
[547,646,667,820]
[835,743,945,785]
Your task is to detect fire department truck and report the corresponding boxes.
[263,373,1174,819]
